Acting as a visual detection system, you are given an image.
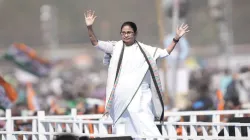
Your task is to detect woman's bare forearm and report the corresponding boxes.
[166,35,180,54]
[87,25,98,46]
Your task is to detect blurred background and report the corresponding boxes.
[0,0,249,125]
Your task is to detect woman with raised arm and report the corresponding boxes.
[85,10,190,138]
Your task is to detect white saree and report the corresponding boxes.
[95,40,169,137]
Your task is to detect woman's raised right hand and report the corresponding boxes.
[84,10,97,27]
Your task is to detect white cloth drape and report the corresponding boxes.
[95,40,169,138]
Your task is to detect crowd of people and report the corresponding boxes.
[0,41,249,139]
[175,65,250,128]
[0,56,249,139]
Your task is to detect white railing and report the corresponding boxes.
[0,109,250,140]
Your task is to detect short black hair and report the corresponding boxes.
[120,21,137,33]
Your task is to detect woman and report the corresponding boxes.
[85,10,189,137]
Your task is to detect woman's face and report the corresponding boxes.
[120,25,136,45]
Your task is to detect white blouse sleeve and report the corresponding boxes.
[95,40,116,54]
[153,47,169,59]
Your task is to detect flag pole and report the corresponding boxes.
[155,0,170,105]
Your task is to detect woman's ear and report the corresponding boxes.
[135,32,138,37]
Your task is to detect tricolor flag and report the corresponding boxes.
[0,76,18,109]
[26,83,40,111]
[4,43,52,77]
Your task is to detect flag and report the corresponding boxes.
[0,86,12,109]
[0,76,18,109]
[4,43,52,77]
[26,83,40,111]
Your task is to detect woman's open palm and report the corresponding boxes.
[84,10,97,26]
[176,23,190,38]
